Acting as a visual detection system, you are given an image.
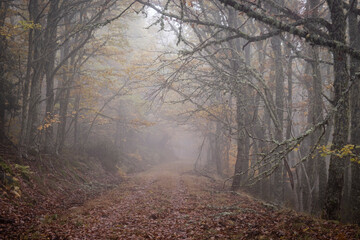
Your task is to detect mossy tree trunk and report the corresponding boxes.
[323,0,349,221]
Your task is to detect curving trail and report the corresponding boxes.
[23,162,360,240]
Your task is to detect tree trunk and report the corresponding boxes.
[25,0,44,149]
[55,32,71,153]
[227,8,250,190]
[254,40,271,200]
[271,34,284,204]
[73,87,81,148]
[323,0,349,221]
[20,2,35,149]
[214,121,223,176]
[0,1,9,143]
[232,91,250,189]
[349,0,360,225]
[44,0,60,152]
[310,46,326,214]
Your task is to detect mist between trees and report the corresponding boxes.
[0,0,360,225]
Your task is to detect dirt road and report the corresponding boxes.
[22,161,360,239]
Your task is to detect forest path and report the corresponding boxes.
[28,161,359,239]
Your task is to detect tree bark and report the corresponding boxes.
[310,46,326,214]
[349,0,360,225]
[73,87,81,148]
[323,0,349,221]
[25,0,45,149]
[55,18,71,153]
[228,8,250,190]
[20,1,35,149]
[0,1,9,143]
[44,0,60,152]
[271,34,284,204]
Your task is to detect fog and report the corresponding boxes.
[1,0,360,228]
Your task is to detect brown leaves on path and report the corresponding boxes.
[9,162,360,239]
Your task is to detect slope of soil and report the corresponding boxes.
[0,142,123,239]
[6,161,359,240]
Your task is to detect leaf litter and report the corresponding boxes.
[1,161,360,239]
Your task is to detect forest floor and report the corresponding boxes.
[1,161,358,240]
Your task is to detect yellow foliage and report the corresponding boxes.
[37,114,60,131]
[17,20,42,30]
[0,26,11,38]
[317,144,360,164]
[293,144,300,152]
[130,119,155,129]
